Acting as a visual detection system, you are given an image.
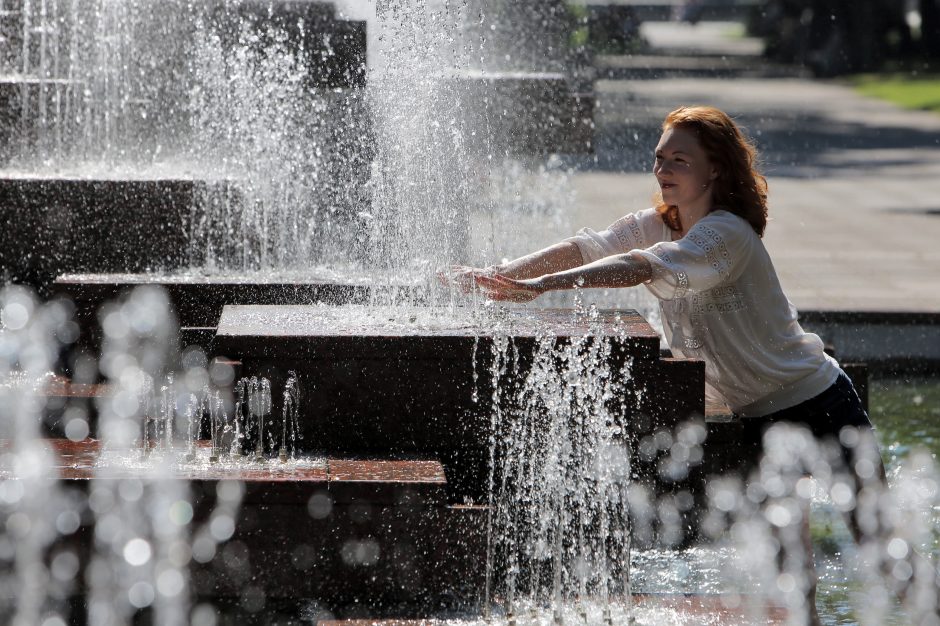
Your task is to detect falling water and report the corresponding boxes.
[159,373,175,451]
[1,0,592,310]
[90,286,190,625]
[698,423,940,626]
[0,285,270,623]
[187,9,369,272]
[0,287,76,625]
[2,0,374,276]
[208,388,226,463]
[280,370,301,462]
[482,307,638,622]
[1,0,195,167]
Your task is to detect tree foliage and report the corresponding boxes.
[750,0,937,76]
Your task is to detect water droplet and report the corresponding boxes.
[157,568,186,597]
[209,514,235,541]
[1,302,30,331]
[123,538,153,567]
[128,581,155,608]
[169,500,194,526]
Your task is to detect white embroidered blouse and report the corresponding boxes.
[566,208,840,417]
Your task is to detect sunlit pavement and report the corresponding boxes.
[568,21,940,314]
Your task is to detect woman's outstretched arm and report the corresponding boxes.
[444,241,584,291]
[476,253,653,302]
[489,241,584,279]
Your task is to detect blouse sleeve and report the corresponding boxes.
[564,212,649,264]
[630,211,754,300]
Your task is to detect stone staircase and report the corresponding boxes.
[209,304,705,610]
[19,439,486,620]
[25,301,710,619]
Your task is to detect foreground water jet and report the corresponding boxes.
[0,291,714,621]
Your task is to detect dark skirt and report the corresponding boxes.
[739,371,877,472]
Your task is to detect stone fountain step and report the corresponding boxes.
[53,272,376,347]
[212,304,706,507]
[208,1,366,89]
[442,70,594,154]
[213,305,661,453]
[0,177,209,292]
[1,164,369,295]
[43,439,448,505]
[0,176,298,293]
[24,438,487,616]
[207,499,486,612]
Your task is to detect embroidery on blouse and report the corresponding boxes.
[684,309,708,349]
[612,214,645,250]
[688,225,732,281]
[692,285,746,314]
[675,270,689,299]
[669,318,703,350]
[655,247,690,299]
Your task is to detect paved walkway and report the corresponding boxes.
[568,22,940,314]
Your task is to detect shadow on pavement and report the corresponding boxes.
[565,92,940,178]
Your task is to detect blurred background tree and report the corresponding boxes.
[748,0,937,76]
[922,0,940,59]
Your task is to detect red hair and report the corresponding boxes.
[654,106,768,237]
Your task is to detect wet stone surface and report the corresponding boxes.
[55,272,376,332]
[216,304,660,342]
[213,304,700,508]
[2,439,445,491]
[0,438,483,613]
[317,593,791,625]
[329,458,447,484]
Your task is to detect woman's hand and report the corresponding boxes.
[473,274,545,303]
[439,265,499,294]
[439,265,547,301]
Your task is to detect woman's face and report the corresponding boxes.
[653,125,717,213]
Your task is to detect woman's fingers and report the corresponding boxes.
[439,265,483,292]
[440,267,542,302]
[474,274,540,302]
[473,274,510,288]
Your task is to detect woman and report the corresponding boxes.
[452,105,898,624]
[464,105,852,419]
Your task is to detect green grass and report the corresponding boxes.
[850,74,940,113]
[810,374,940,624]
[722,22,748,40]
[869,374,940,468]
[868,374,940,556]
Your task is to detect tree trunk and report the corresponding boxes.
[922,0,940,58]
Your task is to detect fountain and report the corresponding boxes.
[1,288,713,621]
[0,0,593,309]
[4,1,940,625]
[0,0,370,297]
